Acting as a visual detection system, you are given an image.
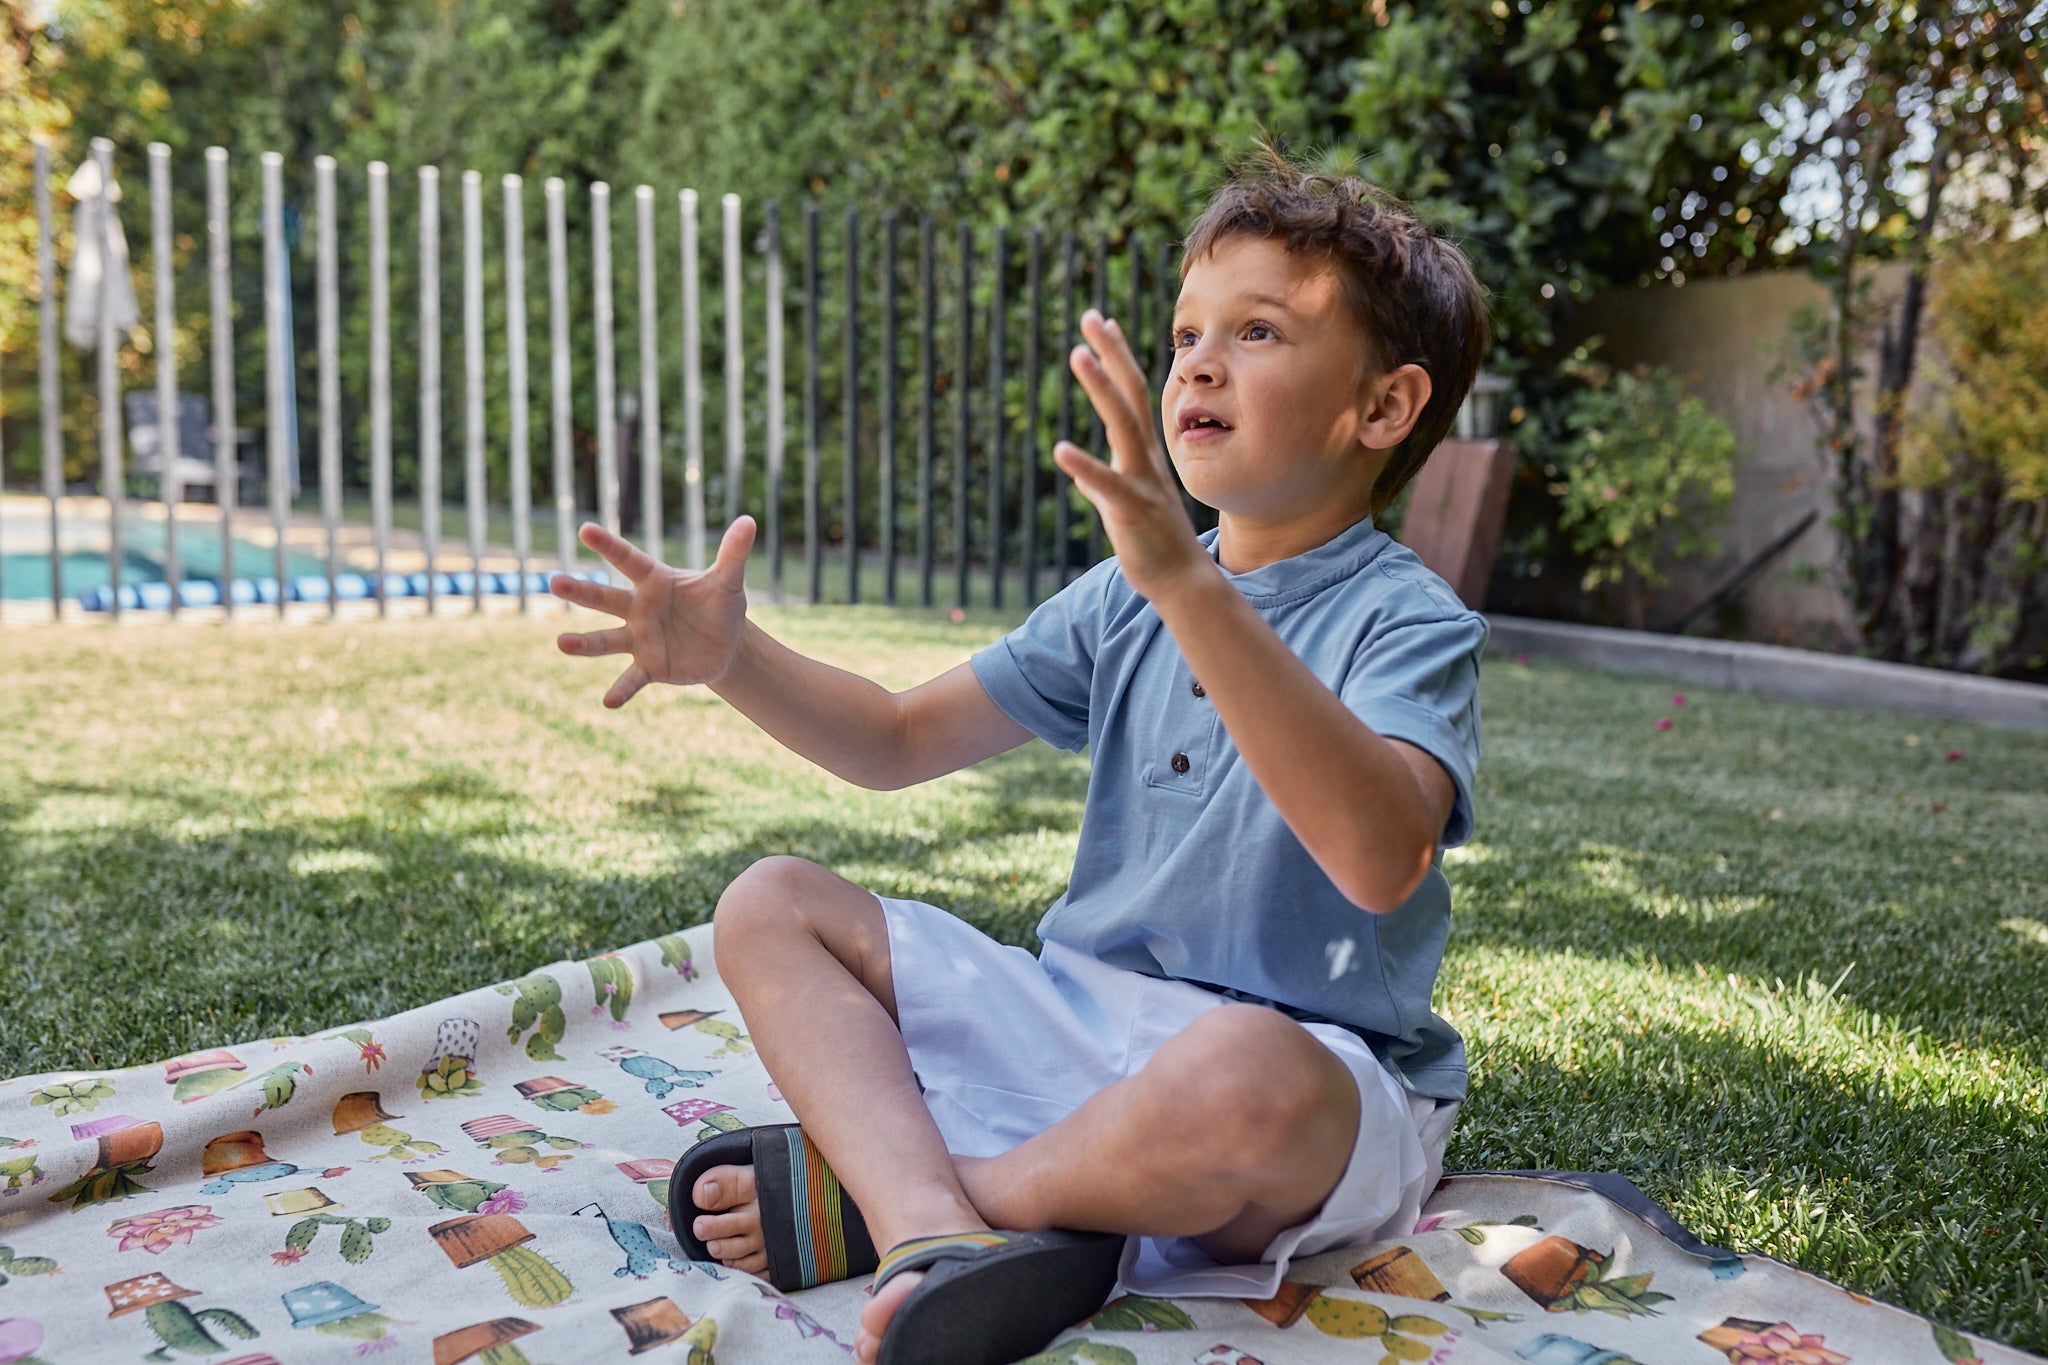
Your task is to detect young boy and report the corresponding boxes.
[553,146,1490,1365]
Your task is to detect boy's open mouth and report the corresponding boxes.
[1177,407,1232,434]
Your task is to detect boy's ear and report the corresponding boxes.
[1355,363,1432,453]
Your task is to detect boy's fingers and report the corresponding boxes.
[1079,312,1157,435]
[578,521,660,583]
[1053,440,1137,510]
[604,663,651,709]
[558,625,633,657]
[711,514,757,584]
[1069,344,1161,480]
[548,572,631,618]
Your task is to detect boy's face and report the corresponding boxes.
[1164,235,1392,528]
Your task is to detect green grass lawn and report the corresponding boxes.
[3,607,2044,1348]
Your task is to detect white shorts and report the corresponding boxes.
[878,894,1459,1300]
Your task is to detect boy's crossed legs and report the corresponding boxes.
[690,855,1363,1364]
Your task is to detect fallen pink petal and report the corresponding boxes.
[1672,692,1687,707]
[1655,717,1674,731]
[1948,748,1964,762]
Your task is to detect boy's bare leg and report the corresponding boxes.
[949,1001,1364,1263]
[685,857,989,1360]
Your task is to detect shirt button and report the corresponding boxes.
[1190,680,1206,698]
[1171,752,1191,775]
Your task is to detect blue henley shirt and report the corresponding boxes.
[969,515,1485,1101]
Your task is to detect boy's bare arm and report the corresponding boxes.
[1054,312,1452,913]
[553,518,1032,790]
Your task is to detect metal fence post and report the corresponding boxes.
[844,207,861,605]
[917,214,935,609]
[261,150,287,618]
[317,155,341,615]
[1056,231,1076,588]
[635,184,662,557]
[1023,227,1041,607]
[954,221,973,611]
[803,202,820,605]
[881,212,899,605]
[35,141,61,616]
[545,177,573,600]
[96,139,124,621]
[369,161,392,614]
[420,165,442,614]
[722,193,743,529]
[505,173,532,611]
[207,147,233,617]
[149,142,181,617]
[988,223,1006,611]
[764,201,784,600]
[591,181,619,558]
[463,169,486,613]
[680,189,705,571]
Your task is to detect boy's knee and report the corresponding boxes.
[712,855,824,945]
[1157,1005,1345,1146]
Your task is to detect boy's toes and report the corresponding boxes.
[694,1215,763,1263]
[855,1271,922,1365]
[692,1162,757,1212]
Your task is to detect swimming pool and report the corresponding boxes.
[0,518,327,601]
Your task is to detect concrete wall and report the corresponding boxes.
[1566,263,1912,651]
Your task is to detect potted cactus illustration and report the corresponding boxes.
[31,1076,117,1115]
[281,1280,404,1348]
[0,1246,58,1287]
[333,1091,444,1163]
[587,953,635,1024]
[48,1118,162,1209]
[405,1169,521,1215]
[1502,1237,1672,1318]
[420,1019,486,1102]
[103,1274,259,1362]
[161,1050,248,1103]
[497,974,568,1062]
[277,1200,391,1265]
[428,1214,574,1307]
[653,932,698,980]
[431,1317,544,1365]
[464,1114,588,1169]
[0,1138,43,1196]
[1087,1296,1196,1331]
[513,1075,616,1116]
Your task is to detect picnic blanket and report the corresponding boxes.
[0,924,2034,1365]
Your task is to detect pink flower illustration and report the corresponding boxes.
[359,1040,388,1072]
[1413,1215,1447,1234]
[108,1204,222,1255]
[271,1245,310,1266]
[1727,1322,1850,1365]
[479,1187,528,1216]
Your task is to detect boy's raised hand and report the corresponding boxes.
[551,516,756,708]
[1054,309,1211,604]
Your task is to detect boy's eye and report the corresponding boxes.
[1170,328,1198,350]
[1243,322,1273,341]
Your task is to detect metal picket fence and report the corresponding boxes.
[3,136,1208,625]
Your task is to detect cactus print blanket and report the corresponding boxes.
[0,923,2034,1365]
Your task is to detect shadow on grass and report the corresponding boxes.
[0,744,1088,1079]
[1451,1021,2048,1350]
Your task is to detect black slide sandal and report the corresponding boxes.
[670,1123,878,1291]
[872,1228,1126,1365]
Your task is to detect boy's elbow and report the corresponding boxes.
[1341,840,1438,914]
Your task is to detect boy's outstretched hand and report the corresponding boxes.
[551,516,755,708]
[1054,310,1211,605]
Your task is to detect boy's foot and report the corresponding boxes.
[861,1230,1126,1365]
[688,1162,767,1277]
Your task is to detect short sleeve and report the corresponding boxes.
[1341,612,1487,847]
[969,559,1116,753]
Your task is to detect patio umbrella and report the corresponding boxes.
[62,152,139,351]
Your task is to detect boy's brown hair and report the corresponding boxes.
[1181,142,1491,515]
